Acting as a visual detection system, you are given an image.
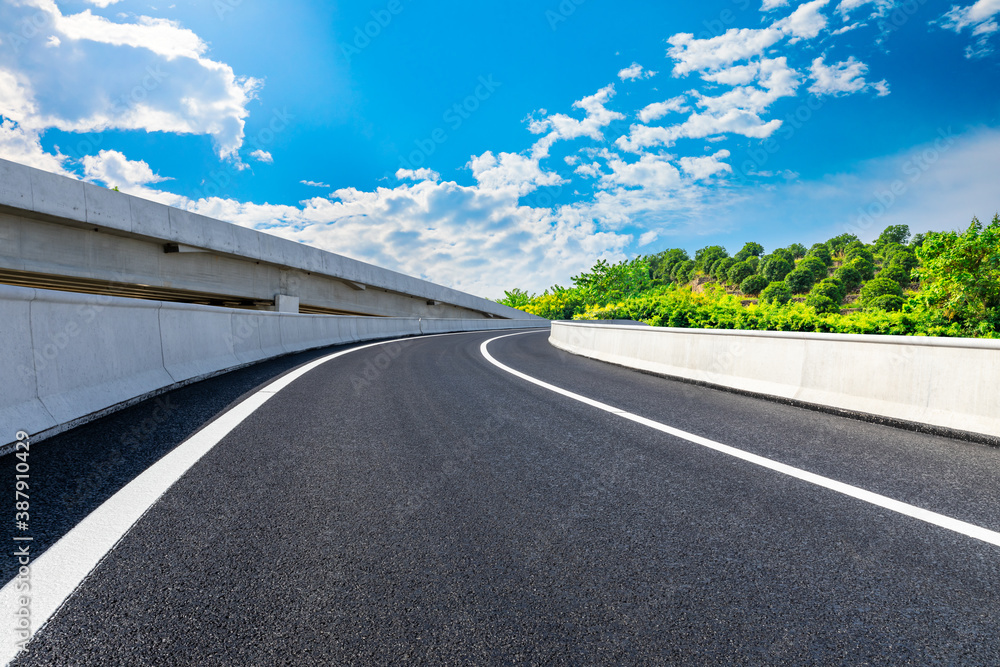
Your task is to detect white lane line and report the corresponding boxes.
[481,331,1000,549]
[0,329,516,666]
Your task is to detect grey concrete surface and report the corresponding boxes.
[551,321,1000,441]
[5,330,999,665]
[0,285,547,448]
[0,157,538,320]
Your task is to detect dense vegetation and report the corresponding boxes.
[498,216,1000,338]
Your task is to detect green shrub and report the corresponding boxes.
[673,260,696,283]
[763,257,793,282]
[745,256,760,272]
[727,261,755,286]
[713,257,735,281]
[787,243,807,259]
[868,294,905,311]
[740,274,769,295]
[860,276,904,308]
[845,242,875,265]
[833,265,862,292]
[826,233,859,256]
[811,279,844,304]
[771,248,796,264]
[760,281,793,305]
[807,243,833,267]
[799,256,829,282]
[847,256,876,281]
[806,293,840,314]
[785,268,815,294]
[733,242,765,262]
[878,264,910,287]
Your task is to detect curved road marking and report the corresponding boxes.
[481,331,1000,549]
[0,329,509,665]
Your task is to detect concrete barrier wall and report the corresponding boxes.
[0,285,547,447]
[0,157,541,320]
[550,321,1000,440]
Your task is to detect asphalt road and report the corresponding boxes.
[5,329,1000,665]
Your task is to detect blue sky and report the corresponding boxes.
[1,0,999,298]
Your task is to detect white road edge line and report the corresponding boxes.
[0,329,507,666]
[481,331,1000,549]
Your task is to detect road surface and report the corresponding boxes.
[3,329,999,665]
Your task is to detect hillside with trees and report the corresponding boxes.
[498,216,1000,338]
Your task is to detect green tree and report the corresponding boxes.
[760,281,793,305]
[787,243,807,259]
[695,245,729,272]
[497,288,535,309]
[763,256,793,282]
[785,268,815,294]
[875,225,910,254]
[860,276,904,309]
[799,256,829,282]
[740,274,769,295]
[727,261,755,286]
[915,214,1000,335]
[733,242,765,261]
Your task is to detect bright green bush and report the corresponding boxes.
[713,257,735,281]
[733,242,765,261]
[785,268,815,294]
[746,256,760,272]
[869,294,905,311]
[833,265,862,292]
[811,279,844,304]
[763,257,793,282]
[787,243,807,259]
[806,293,840,314]
[740,274,769,295]
[799,256,829,282]
[847,256,876,281]
[860,276,904,309]
[727,261,755,286]
[878,265,910,287]
[760,281,793,305]
[807,244,833,267]
[845,242,875,265]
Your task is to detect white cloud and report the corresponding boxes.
[81,149,169,189]
[679,150,733,180]
[761,0,790,10]
[396,168,440,181]
[250,149,273,163]
[939,0,1000,57]
[300,180,330,188]
[574,162,603,178]
[773,0,831,42]
[618,62,657,81]
[528,85,626,158]
[638,96,688,123]
[468,151,564,197]
[667,28,784,76]
[0,119,68,174]
[835,0,894,19]
[808,56,886,96]
[88,0,124,7]
[602,153,683,190]
[638,230,659,246]
[0,1,260,160]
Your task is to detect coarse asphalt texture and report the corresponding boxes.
[5,328,1000,665]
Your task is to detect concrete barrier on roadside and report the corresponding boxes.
[550,321,1000,441]
[0,286,548,448]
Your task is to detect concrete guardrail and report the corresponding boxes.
[550,321,1000,442]
[1,284,547,448]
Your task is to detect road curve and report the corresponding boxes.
[5,329,1000,665]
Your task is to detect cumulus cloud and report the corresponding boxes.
[939,0,1000,57]
[528,85,626,158]
[0,1,260,160]
[773,0,831,42]
[81,149,169,190]
[468,151,564,197]
[761,0,790,10]
[301,180,331,188]
[679,150,733,180]
[618,62,657,81]
[396,168,440,182]
[667,28,784,77]
[638,96,688,123]
[250,149,273,163]
[808,56,887,96]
